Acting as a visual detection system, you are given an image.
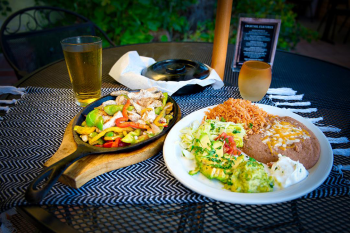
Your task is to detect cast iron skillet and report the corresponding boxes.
[25,93,179,203]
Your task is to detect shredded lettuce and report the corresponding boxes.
[179,119,246,153]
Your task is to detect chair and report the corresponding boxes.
[317,0,350,43]
[0,6,116,80]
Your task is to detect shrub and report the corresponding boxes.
[35,0,317,50]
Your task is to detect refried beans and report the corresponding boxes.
[241,116,321,169]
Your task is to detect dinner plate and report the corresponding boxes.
[163,104,333,204]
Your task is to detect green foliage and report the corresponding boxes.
[35,0,317,50]
[0,0,11,16]
[190,0,318,50]
[36,0,196,45]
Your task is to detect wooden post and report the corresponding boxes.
[211,0,233,81]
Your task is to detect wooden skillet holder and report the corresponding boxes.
[44,106,182,189]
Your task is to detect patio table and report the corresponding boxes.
[1,42,349,232]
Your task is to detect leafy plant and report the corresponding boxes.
[0,0,11,16]
[36,0,196,45]
[189,0,318,50]
[34,0,317,50]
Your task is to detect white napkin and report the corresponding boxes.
[109,51,224,96]
[0,86,25,96]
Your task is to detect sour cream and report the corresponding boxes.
[270,154,308,188]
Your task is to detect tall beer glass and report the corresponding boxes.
[238,60,271,102]
[61,36,102,107]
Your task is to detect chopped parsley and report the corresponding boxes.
[232,129,241,134]
[210,123,215,130]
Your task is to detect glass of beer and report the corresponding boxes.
[61,36,102,107]
[238,60,271,102]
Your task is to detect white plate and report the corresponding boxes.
[163,104,333,204]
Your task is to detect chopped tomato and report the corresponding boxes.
[215,132,239,155]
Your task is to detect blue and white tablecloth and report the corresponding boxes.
[0,86,349,211]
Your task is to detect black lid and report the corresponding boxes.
[142,59,210,82]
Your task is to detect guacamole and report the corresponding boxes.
[224,156,274,193]
[180,119,274,193]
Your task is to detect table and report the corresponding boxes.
[3,42,350,232]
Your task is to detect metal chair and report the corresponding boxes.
[317,0,350,43]
[0,6,116,80]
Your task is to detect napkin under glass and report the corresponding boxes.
[109,51,224,96]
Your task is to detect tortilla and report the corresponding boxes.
[241,116,321,169]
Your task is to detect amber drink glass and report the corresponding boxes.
[61,36,102,107]
[238,60,271,102]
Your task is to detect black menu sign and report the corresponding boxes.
[233,17,281,70]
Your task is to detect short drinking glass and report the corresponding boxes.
[238,60,271,102]
[61,36,102,107]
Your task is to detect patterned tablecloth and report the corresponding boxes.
[0,85,349,212]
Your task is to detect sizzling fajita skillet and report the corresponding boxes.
[25,93,179,203]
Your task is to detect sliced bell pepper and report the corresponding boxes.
[155,107,162,115]
[90,137,104,146]
[88,132,104,145]
[103,141,114,148]
[103,132,120,141]
[104,105,134,116]
[74,125,96,135]
[116,121,150,130]
[103,138,121,148]
[164,115,173,124]
[154,102,173,127]
[115,117,128,125]
[89,126,133,144]
[104,136,120,141]
[140,107,153,116]
[86,109,104,131]
[96,116,104,131]
[162,92,168,106]
[120,129,141,144]
[104,132,114,137]
[121,133,136,144]
[130,129,141,136]
[135,134,149,143]
[122,99,131,119]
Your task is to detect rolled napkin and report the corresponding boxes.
[109,51,224,96]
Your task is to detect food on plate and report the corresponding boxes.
[241,116,321,169]
[179,98,319,193]
[224,155,274,193]
[204,98,271,136]
[74,88,174,148]
[270,154,308,188]
[180,119,274,193]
